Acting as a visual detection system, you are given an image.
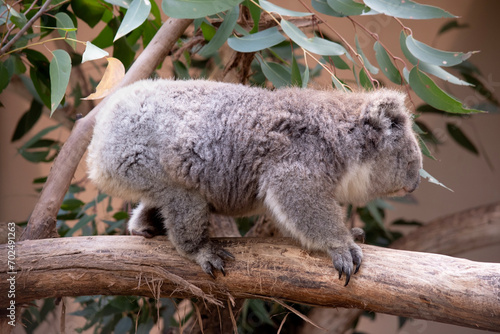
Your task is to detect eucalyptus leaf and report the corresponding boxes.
[291,55,302,87]
[104,0,133,8]
[406,35,473,67]
[198,6,239,57]
[355,35,378,74]
[228,27,286,53]
[114,0,151,41]
[71,0,106,28]
[0,62,10,94]
[11,99,43,142]
[373,41,401,84]
[446,123,479,155]
[65,214,97,237]
[55,12,77,50]
[258,58,290,88]
[399,32,471,86]
[311,0,343,17]
[82,41,110,63]
[327,0,377,16]
[281,19,346,56]
[364,0,455,19]
[419,169,453,192]
[417,135,435,160]
[200,21,216,41]
[260,0,313,17]
[409,67,483,114]
[50,50,72,115]
[162,0,243,19]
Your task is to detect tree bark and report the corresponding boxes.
[20,17,193,242]
[1,237,499,332]
[300,200,500,334]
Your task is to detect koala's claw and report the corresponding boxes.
[329,242,363,286]
[195,243,234,278]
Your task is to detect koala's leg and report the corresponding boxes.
[262,165,362,286]
[158,188,234,277]
[128,202,166,238]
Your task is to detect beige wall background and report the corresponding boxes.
[1,1,499,333]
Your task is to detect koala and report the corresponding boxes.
[87,79,422,285]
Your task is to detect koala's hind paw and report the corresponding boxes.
[194,242,235,278]
[328,242,363,286]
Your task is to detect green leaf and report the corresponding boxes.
[11,99,43,142]
[355,36,378,74]
[114,317,133,334]
[19,150,49,163]
[373,41,401,84]
[82,41,109,63]
[258,58,290,88]
[113,37,136,68]
[327,0,377,16]
[200,21,216,41]
[438,19,469,35]
[363,0,456,19]
[61,199,85,211]
[366,201,386,231]
[359,68,374,90]
[0,62,10,94]
[325,55,350,70]
[409,67,483,114]
[227,27,286,53]
[55,12,77,50]
[65,214,96,237]
[71,0,106,28]
[331,75,349,91]
[419,169,453,192]
[281,19,346,56]
[173,60,190,79]
[291,55,302,87]
[114,0,151,41]
[19,124,62,152]
[104,0,133,8]
[301,62,310,88]
[50,50,72,115]
[30,67,51,108]
[399,32,471,86]
[446,123,479,155]
[406,35,473,67]
[243,0,261,33]
[417,134,435,160]
[311,0,343,17]
[260,0,312,17]
[162,0,243,19]
[198,6,239,57]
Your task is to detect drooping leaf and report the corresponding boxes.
[399,31,471,86]
[173,60,190,79]
[0,62,9,94]
[71,0,106,28]
[19,124,62,151]
[359,68,374,90]
[355,35,378,74]
[65,214,97,237]
[311,0,343,17]
[327,0,377,16]
[243,0,261,33]
[83,57,125,100]
[260,0,312,17]
[419,169,453,192]
[291,55,302,87]
[11,99,43,142]
[438,19,469,36]
[198,6,239,57]
[409,67,483,114]
[301,61,310,88]
[114,316,133,334]
[446,123,479,155]
[49,50,72,115]
[200,21,216,41]
[114,0,151,41]
[373,41,401,84]
[227,27,286,53]
[55,12,77,50]
[364,0,455,19]
[406,35,474,67]
[258,58,290,88]
[162,0,243,19]
[281,19,346,56]
[82,41,110,63]
[417,134,435,160]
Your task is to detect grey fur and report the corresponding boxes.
[87,79,422,284]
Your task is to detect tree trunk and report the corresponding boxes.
[1,236,499,332]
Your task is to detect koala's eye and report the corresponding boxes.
[390,116,404,129]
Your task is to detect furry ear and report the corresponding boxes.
[362,90,408,130]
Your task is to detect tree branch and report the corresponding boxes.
[1,237,499,331]
[300,201,500,334]
[20,18,193,242]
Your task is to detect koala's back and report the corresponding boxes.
[88,79,368,213]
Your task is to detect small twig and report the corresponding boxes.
[0,0,53,56]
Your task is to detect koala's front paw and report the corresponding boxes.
[328,242,363,286]
[192,242,235,278]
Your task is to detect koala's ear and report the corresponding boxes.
[362,90,408,130]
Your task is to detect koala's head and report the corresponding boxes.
[335,89,422,204]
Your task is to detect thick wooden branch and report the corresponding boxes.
[1,237,499,331]
[300,201,500,334]
[21,18,193,242]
